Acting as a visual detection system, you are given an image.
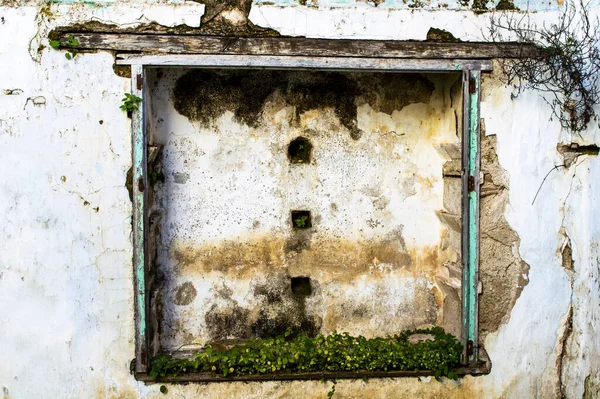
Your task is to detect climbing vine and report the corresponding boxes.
[150,327,463,380]
[488,0,600,134]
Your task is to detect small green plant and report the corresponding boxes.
[291,210,311,229]
[120,93,142,113]
[149,327,463,380]
[294,215,309,228]
[49,34,79,60]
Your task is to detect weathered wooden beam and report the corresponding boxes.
[131,64,150,373]
[135,361,491,383]
[58,33,541,59]
[115,54,493,71]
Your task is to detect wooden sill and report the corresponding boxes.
[135,348,491,383]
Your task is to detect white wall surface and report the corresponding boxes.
[0,1,599,398]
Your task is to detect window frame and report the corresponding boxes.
[125,54,484,380]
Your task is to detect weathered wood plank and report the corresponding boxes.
[135,364,491,383]
[461,69,481,366]
[115,54,493,71]
[131,64,149,373]
[59,33,541,59]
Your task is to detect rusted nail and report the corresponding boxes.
[138,177,145,192]
[468,175,475,192]
[137,74,143,90]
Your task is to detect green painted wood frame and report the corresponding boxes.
[462,69,481,365]
[131,64,150,373]
[129,61,483,374]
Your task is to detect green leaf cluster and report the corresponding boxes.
[120,93,142,112]
[149,327,463,380]
[293,215,309,228]
[49,34,79,60]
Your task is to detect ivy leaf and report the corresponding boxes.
[49,40,61,49]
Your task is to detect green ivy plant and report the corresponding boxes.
[120,93,142,113]
[149,327,463,380]
[49,34,79,60]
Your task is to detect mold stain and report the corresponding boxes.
[170,70,434,141]
[202,275,322,341]
[250,275,322,338]
[173,281,197,306]
[205,301,252,340]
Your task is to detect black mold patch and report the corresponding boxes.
[250,275,322,339]
[358,73,435,115]
[173,281,197,306]
[205,302,251,340]
[171,70,434,140]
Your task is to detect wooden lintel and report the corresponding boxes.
[115,54,493,71]
[59,32,541,59]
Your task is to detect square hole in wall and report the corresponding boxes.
[145,68,463,352]
[291,210,312,229]
[291,277,312,296]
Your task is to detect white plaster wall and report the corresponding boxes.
[0,1,599,398]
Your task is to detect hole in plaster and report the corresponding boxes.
[291,210,312,229]
[288,137,313,164]
[562,238,574,271]
[291,277,312,296]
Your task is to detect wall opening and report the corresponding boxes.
[288,136,313,164]
[143,67,465,363]
[291,277,312,296]
[291,210,312,229]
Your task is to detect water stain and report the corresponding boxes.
[172,230,418,284]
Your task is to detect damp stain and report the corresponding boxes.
[170,70,434,141]
[171,230,424,284]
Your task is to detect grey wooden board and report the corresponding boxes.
[116,54,493,71]
[61,33,539,59]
